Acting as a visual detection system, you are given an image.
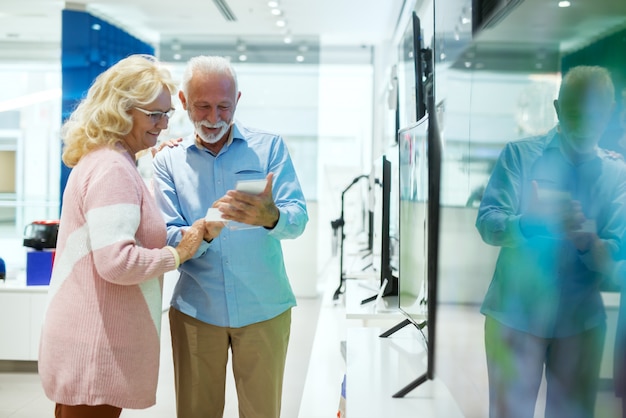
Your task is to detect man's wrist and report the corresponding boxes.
[265,207,280,229]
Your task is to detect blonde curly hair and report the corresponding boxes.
[61,54,177,167]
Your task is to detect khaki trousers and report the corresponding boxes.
[169,307,291,418]
[485,316,605,418]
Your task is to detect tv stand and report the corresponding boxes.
[361,273,398,305]
[380,318,426,338]
[345,327,463,417]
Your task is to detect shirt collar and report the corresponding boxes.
[545,126,602,162]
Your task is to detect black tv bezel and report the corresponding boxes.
[412,11,427,122]
[380,155,399,297]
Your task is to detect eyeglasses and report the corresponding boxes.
[134,107,175,122]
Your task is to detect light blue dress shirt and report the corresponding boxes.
[476,127,626,338]
[152,121,308,328]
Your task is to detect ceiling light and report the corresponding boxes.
[238,54,247,62]
[271,8,282,16]
[558,0,571,7]
[283,35,293,44]
[276,19,286,27]
[173,53,182,60]
[268,0,279,7]
[91,23,101,31]
[296,55,304,62]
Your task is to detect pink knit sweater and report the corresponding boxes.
[38,146,177,409]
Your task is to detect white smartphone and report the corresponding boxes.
[236,179,266,195]
[205,207,228,222]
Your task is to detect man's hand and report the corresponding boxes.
[203,220,225,242]
[520,180,585,237]
[151,137,183,157]
[215,173,280,229]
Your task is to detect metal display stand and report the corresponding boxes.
[331,174,369,300]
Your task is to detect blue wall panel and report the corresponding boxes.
[60,9,154,210]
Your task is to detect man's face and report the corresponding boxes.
[180,72,239,144]
[556,91,614,156]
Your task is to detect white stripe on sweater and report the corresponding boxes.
[87,204,140,251]
[139,279,162,336]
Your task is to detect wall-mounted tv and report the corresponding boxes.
[472,0,524,34]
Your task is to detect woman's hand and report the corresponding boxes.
[175,219,206,263]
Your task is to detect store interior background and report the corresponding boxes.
[1,0,626,417]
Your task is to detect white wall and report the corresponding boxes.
[0,62,374,301]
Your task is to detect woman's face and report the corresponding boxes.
[123,87,172,154]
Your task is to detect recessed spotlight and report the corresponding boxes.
[296,55,304,62]
[268,1,279,7]
[276,19,286,27]
[173,53,182,60]
[239,54,247,62]
[558,0,571,7]
[271,8,282,16]
[91,23,101,31]
[283,35,293,44]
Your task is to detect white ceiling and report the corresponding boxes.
[0,0,406,63]
[0,0,624,66]
[475,0,626,52]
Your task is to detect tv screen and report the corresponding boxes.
[368,152,399,303]
[397,11,426,128]
[384,107,441,397]
[398,116,429,323]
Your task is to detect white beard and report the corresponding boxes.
[195,120,230,144]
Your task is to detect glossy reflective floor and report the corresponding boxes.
[0,273,622,418]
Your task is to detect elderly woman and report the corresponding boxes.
[38,55,213,418]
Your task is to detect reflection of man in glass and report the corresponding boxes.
[614,87,626,417]
[476,66,626,418]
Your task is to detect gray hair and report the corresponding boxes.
[558,65,615,105]
[180,55,239,97]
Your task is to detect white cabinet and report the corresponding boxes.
[0,284,48,361]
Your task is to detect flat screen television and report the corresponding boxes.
[365,153,399,304]
[397,11,426,129]
[381,103,442,398]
